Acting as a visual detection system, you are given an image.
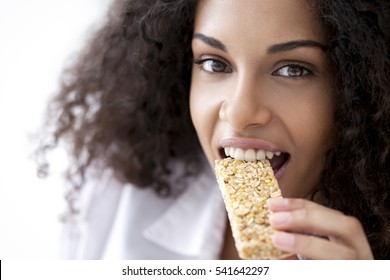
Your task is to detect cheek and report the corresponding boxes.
[189,75,206,136]
[301,92,335,153]
[189,74,219,161]
[286,90,335,196]
[282,83,335,152]
[296,107,334,152]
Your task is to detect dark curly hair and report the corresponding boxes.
[313,0,390,259]
[37,0,390,258]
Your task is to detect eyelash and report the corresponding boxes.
[193,57,232,73]
[272,63,313,78]
[193,58,314,78]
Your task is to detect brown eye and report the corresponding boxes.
[272,64,312,78]
[194,58,232,73]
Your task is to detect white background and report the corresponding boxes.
[2,260,389,280]
[0,0,112,259]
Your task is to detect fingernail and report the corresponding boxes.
[273,232,295,249]
[270,212,291,225]
[267,198,288,210]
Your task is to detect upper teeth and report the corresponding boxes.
[224,147,281,161]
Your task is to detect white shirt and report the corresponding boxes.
[60,166,227,259]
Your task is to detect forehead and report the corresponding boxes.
[194,0,326,48]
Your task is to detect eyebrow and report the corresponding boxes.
[193,33,327,54]
[193,32,227,52]
[267,40,328,54]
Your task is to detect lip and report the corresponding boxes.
[218,137,283,153]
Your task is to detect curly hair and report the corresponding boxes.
[313,0,390,259]
[38,0,390,258]
[39,0,200,210]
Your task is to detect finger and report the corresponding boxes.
[268,198,368,249]
[268,197,325,212]
[268,198,345,236]
[272,231,363,260]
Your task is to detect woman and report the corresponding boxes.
[38,0,390,259]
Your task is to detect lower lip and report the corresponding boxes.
[274,158,289,181]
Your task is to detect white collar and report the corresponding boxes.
[142,170,227,259]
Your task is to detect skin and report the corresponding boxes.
[190,0,373,259]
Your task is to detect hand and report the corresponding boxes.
[267,198,374,259]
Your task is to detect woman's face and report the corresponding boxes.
[190,0,335,197]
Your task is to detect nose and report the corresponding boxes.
[219,73,272,131]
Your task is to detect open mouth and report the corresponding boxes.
[219,147,290,176]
